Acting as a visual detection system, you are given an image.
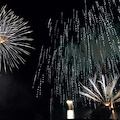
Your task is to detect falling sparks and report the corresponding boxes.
[33,0,120,106]
[0,5,34,72]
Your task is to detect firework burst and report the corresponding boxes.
[79,74,120,108]
[0,5,34,72]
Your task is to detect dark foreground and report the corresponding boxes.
[0,104,119,120]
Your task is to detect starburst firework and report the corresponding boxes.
[79,74,120,108]
[0,5,34,72]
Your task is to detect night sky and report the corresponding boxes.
[0,0,102,120]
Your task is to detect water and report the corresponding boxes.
[51,106,93,119]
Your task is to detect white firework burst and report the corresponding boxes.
[0,5,34,72]
[79,74,120,108]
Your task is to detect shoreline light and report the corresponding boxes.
[67,110,75,119]
[66,100,74,110]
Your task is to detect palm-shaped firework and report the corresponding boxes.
[0,5,33,72]
[79,73,120,108]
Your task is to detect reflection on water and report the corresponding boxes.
[112,110,116,120]
[67,110,75,119]
[66,100,75,119]
[110,109,118,120]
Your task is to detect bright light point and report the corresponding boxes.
[67,110,75,119]
[66,100,73,104]
[66,100,74,110]
[104,102,114,108]
[0,37,6,43]
[104,102,110,107]
[112,110,116,120]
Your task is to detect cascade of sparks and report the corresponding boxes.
[33,0,120,106]
[0,5,34,72]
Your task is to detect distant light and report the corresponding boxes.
[67,110,75,119]
[104,102,110,107]
[0,37,6,44]
[66,100,74,110]
[66,100,73,104]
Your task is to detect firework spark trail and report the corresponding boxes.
[0,5,34,72]
[33,0,120,105]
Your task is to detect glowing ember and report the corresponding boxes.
[66,100,74,110]
[104,102,110,107]
[66,100,73,104]
[0,37,7,43]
